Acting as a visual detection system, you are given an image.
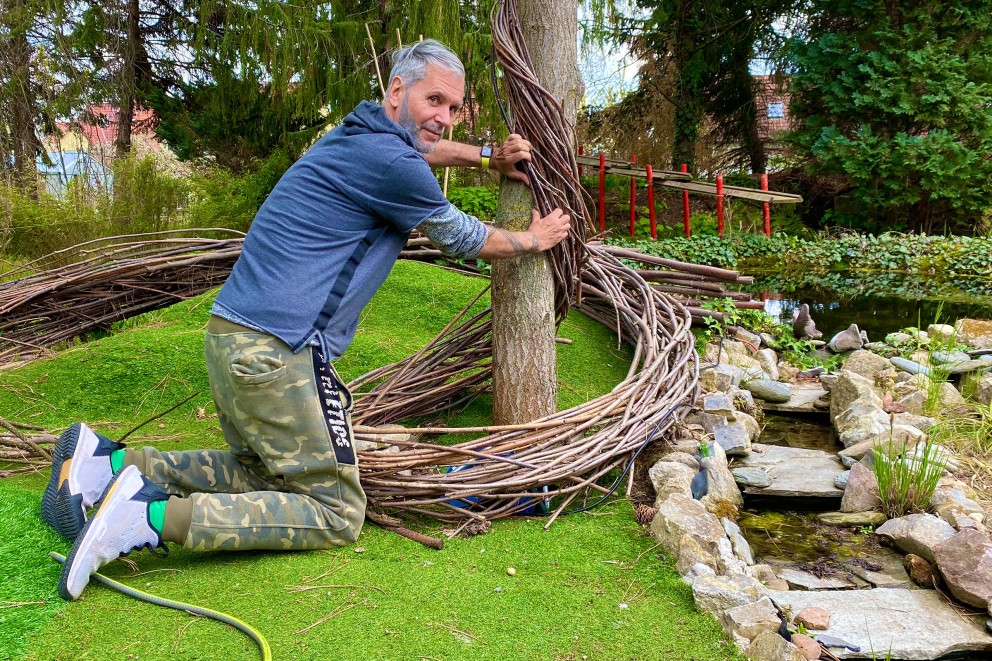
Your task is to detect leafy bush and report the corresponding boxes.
[446,185,499,222]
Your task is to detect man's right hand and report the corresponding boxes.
[528,208,571,251]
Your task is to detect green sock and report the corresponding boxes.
[148,499,166,536]
[110,448,125,473]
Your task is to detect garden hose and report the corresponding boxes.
[49,552,271,661]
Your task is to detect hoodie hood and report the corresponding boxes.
[341,100,418,151]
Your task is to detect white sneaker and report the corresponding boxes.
[42,422,123,540]
[58,465,167,601]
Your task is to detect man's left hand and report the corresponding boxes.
[490,134,533,185]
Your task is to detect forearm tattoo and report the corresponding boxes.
[530,233,540,252]
[496,228,526,254]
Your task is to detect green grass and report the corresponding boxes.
[0,261,736,661]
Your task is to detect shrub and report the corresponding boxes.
[446,185,499,223]
[872,439,947,517]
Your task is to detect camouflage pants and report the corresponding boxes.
[131,319,366,551]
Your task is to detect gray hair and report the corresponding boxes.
[387,39,464,90]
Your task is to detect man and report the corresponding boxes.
[45,39,571,601]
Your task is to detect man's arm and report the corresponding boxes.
[424,134,533,184]
[475,208,571,260]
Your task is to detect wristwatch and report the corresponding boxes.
[480,145,493,170]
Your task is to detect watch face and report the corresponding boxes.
[481,145,494,158]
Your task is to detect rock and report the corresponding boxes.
[816,511,888,526]
[734,444,845,499]
[649,460,697,508]
[752,564,778,583]
[720,597,783,642]
[889,411,938,432]
[897,391,927,415]
[748,630,807,661]
[765,579,790,591]
[793,303,822,341]
[841,350,890,379]
[885,331,916,348]
[760,332,779,349]
[839,463,882,513]
[955,318,992,350]
[833,471,849,489]
[794,606,832,631]
[829,371,880,423]
[833,398,891,436]
[905,441,959,472]
[651,493,736,575]
[755,349,781,381]
[733,467,773,488]
[789,633,821,660]
[904,553,941,588]
[663,450,700,471]
[723,517,755,565]
[837,424,926,461]
[714,420,753,456]
[890,356,930,376]
[928,323,956,344]
[946,359,992,375]
[731,388,757,411]
[973,373,992,406]
[933,529,992,608]
[703,392,736,417]
[761,385,830,413]
[736,327,764,347]
[848,565,909,589]
[931,349,973,365]
[769,589,992,660]
[932,478,986,530]
[828,324,865,353]
[778,568,855,590]
[699,364,737,392]
[876,513,956,563]
[732,410,762,442]
[700,441,744,509]
[745,379,793,403]
[819,373,838,391]
[691,574,769,614]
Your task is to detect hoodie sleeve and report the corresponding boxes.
[361,151,449,233]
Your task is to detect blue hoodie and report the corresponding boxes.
[211,101,450,358]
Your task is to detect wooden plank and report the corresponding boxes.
[575,155,689,181]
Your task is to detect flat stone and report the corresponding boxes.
[816,511,887,527]
[946,359,992,375]
[838,424,926,460]
[734,443,845,498]
[890,356,930,376]
[761,384,830,413]
[931,350,973,365]
[848,565,909,589]
[703,392,736,416]
[691,574,769,614]
[733,467,773,488]
[745,379,793,403]
[768,589,992,659]
[778,568,855,590]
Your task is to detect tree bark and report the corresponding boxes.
[114,0,140,159]
[491,0,580,425]
[4,0,40,194]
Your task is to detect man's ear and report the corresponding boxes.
[386,76,405,111]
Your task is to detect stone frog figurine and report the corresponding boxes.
[792,303,823,340]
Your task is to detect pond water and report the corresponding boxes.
[745,271,992,341]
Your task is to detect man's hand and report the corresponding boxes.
[490,134,533,185]
[475,207,571,259]
[527,208,570,251]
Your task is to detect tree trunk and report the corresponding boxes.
[4,0,40,194]
[491,0,580,425]
[114,0,140,159]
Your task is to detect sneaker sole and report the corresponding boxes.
[42,424,87,540]
[58,466,131,601]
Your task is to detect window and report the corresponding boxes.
[767,101,784,119]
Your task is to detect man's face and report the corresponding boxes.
[386,64,464,153]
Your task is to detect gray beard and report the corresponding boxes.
[398,93,440,154]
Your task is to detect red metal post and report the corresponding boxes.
[646,164,657,240]
[761,172,771,237]
[578,145,584,176]
[598,153,606,233]
[716,173,725,238]
[681,163,690,237]
[629,154,637,237]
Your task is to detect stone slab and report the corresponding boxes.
[759,384,830,413]
[768,589,992,659]
[733,443,846,498]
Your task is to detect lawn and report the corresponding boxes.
[0,260,736,661]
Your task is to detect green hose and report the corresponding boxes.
[49,552,271,661]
